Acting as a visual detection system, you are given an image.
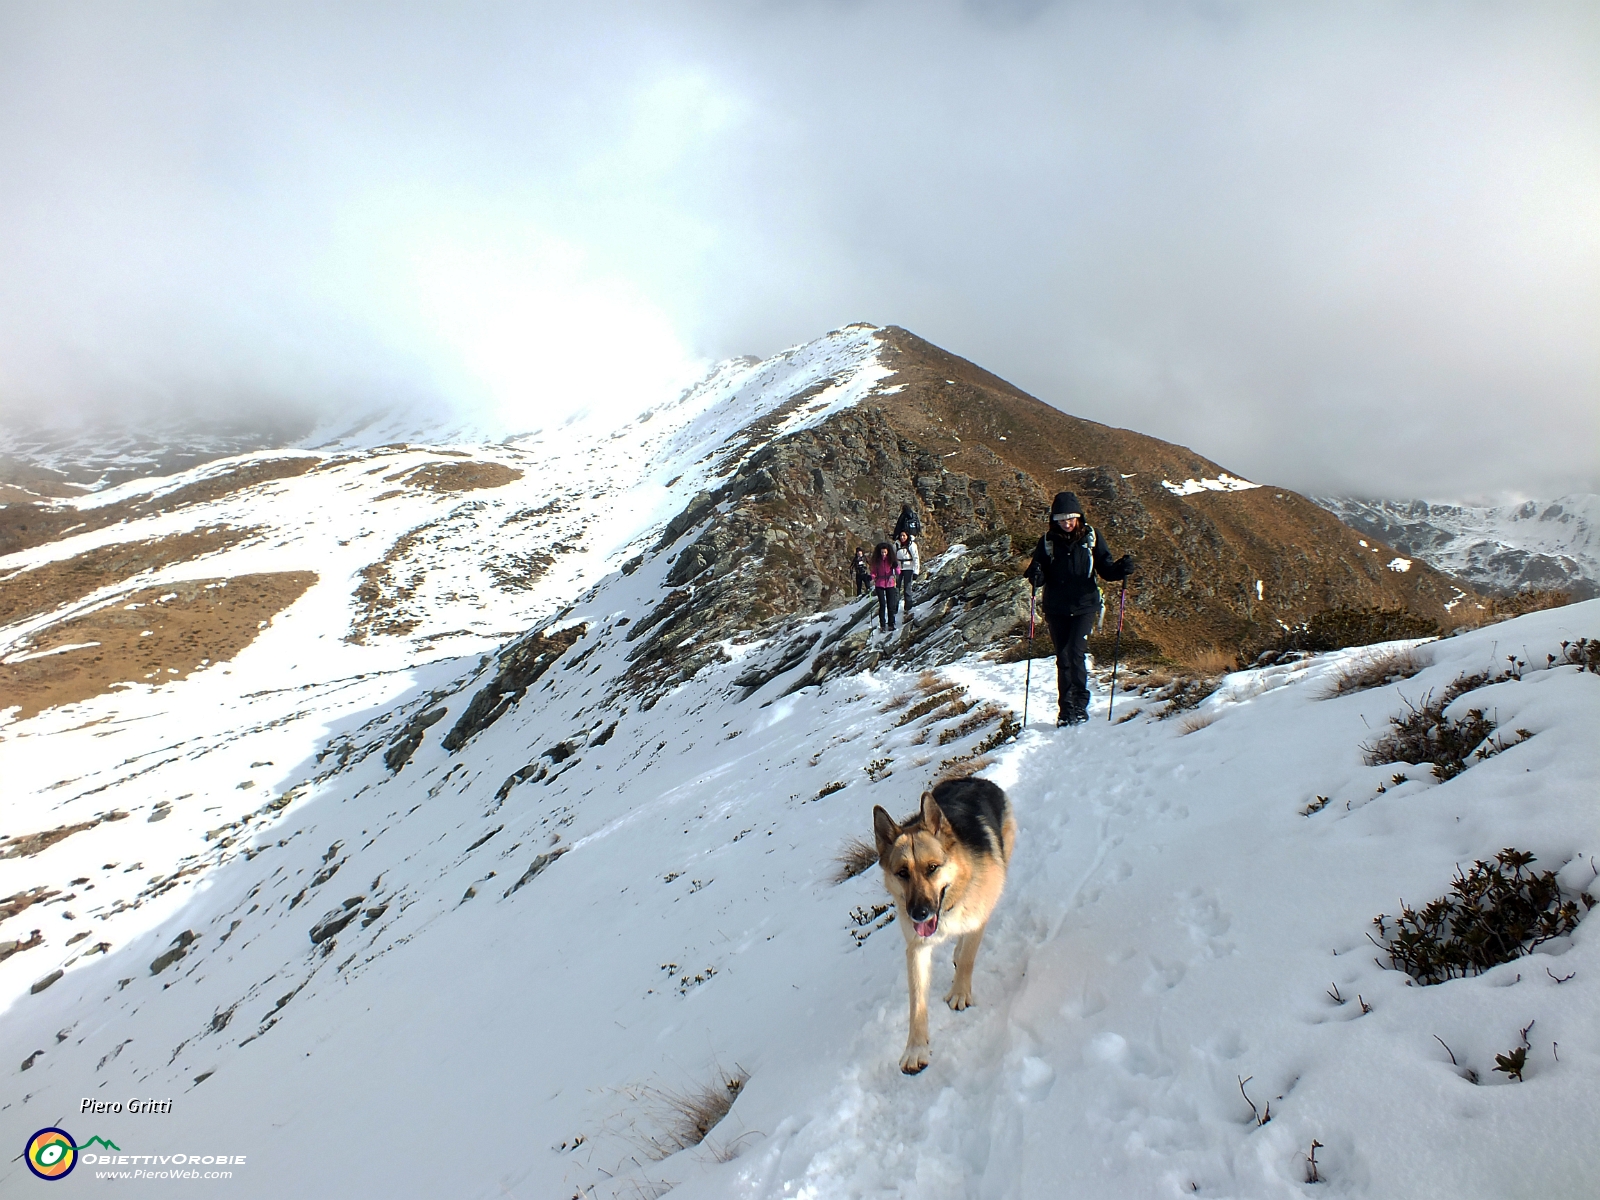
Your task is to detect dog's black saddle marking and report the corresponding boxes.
[930,777,1007,857]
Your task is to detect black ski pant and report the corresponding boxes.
[855,573,870,597]
[1044,610,1096,718]
[899,571,916,614]
[875,585,898,630]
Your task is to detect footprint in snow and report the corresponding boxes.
[1143,956,1186,992]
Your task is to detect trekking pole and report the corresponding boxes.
[1106,578,1128,722]
[1022,586,1037,727]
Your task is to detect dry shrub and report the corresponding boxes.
[1558,637,1600,674]
[879,674,944,713]
[1246,606,1439,666]
[1321,646,1427,699]
[897,685,968,726]
[642,1067,748,1159]
[831,837,880,884]
[1153,677,1221,719]
[622,1181,675,1200]
[1184,648,1236,676]
[1479,589,1571,622]
[938,703,1003,745]
[1373,850,1591,985]
[1361,671,1529,781]
[931,755,993,786]
[1178,711,1217,735]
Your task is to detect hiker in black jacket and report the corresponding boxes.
[853,548,871,597]
[894,503,921,540]
[1024,491,1134,726]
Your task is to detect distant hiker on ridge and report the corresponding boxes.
[1024,491,1134,727]
[869,542,902,632]
[853,547,871,597]
[894,502,922,541]
[895,529,920,620]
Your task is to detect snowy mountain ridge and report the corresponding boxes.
[2,323,1597,1197]
[1317,494,1600,601]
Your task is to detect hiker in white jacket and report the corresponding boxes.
[895,530,920,618]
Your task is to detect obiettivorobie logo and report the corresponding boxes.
[25,1129,120,1181]
[23,1128,248,1182]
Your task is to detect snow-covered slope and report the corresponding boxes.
[1318,494,1600,600]
[4,486,1598,1192]
[0,324,892,1004]
[3,324,1597,1197]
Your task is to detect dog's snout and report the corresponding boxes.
[908,901,933,922]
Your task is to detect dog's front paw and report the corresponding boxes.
[945,986,974,1011]
[899,1044,931,1075]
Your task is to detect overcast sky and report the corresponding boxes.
[1,1,1595,500]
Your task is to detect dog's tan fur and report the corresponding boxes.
[873,786,1016,1074]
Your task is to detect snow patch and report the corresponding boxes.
[1160,473,1262,496]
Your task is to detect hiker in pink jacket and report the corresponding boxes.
[869,541,901,631]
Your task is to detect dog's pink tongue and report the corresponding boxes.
[914,917,938,938]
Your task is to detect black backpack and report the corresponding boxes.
[894,505,922,538]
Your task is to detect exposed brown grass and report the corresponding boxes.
[897,685,969,726]
[1321,646,1427,698]
[931,754,994,785]
[138,456,320,510]
[938,702,1003,744]
[347,526,431,642]
[1178,711,1218,735]
[880,670,946,713]
[1182,648,1236,676]
[0,526,257,629]
[0,811,129,859]
[831,836,880,884]
[0,572,316,720]
[393,460,522,493]
[0,886,61,920]
[641,1067,748,1159]
[1,456,317,557]
[1477,589,1572,623]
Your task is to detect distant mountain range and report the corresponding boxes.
[1316,494,1600,601]
[0,401,498,495]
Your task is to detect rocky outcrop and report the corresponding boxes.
[383,703,450,773]
[620,405,1043,700]
[441,624,586,751]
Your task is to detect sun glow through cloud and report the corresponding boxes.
[323,214,707,438]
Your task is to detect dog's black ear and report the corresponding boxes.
[919,790,943,835]
[872,805,898,857]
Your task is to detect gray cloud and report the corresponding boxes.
[1,0,1595,500]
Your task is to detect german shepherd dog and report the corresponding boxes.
[873,777,1016,1074]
